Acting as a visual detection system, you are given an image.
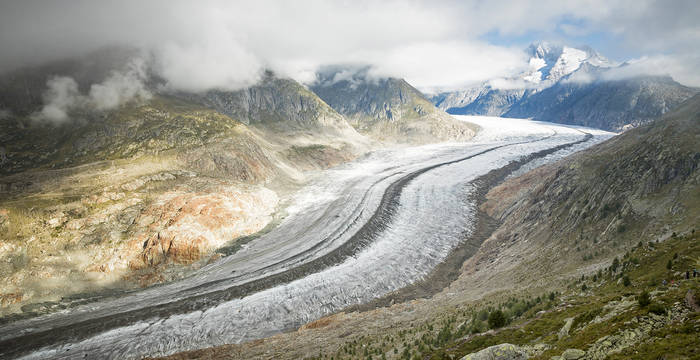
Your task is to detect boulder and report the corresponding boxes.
[47,212,67,228]
[461,343,528,360]
[558,317,574,340]
[561,348,586,360]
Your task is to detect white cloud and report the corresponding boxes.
[154,35,262,92]
[1,0,699,91]
[35,76,82,123]
[34,57,153,123]
[89,58,152,110]
[359,41,528,92]
[602,55,700,85]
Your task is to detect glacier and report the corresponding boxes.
[1,116,614,360]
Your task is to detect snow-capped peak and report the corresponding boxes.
[523,42,614,84]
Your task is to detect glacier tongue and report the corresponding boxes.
[12,116,614,360]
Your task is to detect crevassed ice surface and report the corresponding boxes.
[10,116,614,360]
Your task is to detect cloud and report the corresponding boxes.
[558,53,700,87]
[35,76,82,123]
[561,70,596,85]
[33,58,152,123]
[89,58,152,110]
[359,41,529,92]
[153,31,262,92]
[1,0,699,92]
[601,55,700,85]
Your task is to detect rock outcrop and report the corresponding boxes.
[460,343,528,360]
[128,186,277,269]
[311,67,477,144]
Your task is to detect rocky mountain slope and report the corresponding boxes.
[433,42,698,131]
[0,53,372,316]
[311,67,477,144]
[156,97,699,360]
[429,232,700,360]
[502,72,696,131]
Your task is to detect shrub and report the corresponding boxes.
[488,310,506,329]
[510,301,529,317]
[666,259,672,270]
[638,291,651,307]
[477,309,489,321]
[572,308,603,330]
[471,321,484,334]
[611,257,620,272]
[581,284,588,292]
[623,275,631,286]
[648,303,666,315]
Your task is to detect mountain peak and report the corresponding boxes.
[524,42,612,84]
[526,41,563,60]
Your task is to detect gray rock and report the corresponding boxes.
[461,343,529,360]
[561,348,586,360]
[558,317,574,340]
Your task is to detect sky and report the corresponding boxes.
[0,0,699,94]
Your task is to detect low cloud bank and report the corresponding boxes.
[34,58,151,124]
[559,54,700,86]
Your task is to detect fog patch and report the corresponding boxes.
[34,76,83,124]
[89,58,152,110]
[313,65,385,89]
[600,55,700,85]
[33,58,152,124]
[154,37,262,93]
[560,70,596,84]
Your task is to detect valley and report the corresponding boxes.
[0,117,613,359]
[1,3,699,359]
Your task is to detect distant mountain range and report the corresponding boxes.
[432,42,698,131]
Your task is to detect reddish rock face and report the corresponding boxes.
[0,293,23,307]
[128,186,277,270]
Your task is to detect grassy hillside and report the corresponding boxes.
[422,232,700,360]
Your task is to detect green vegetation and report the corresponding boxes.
[637,291,651,307]
[311,232,699,360]
[487,310,506,329]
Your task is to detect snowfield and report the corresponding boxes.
[3,116,614,360]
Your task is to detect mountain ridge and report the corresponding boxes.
[311,67,477,144]
[433,42,698,131]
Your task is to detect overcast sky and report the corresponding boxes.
[1,0,698,91]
